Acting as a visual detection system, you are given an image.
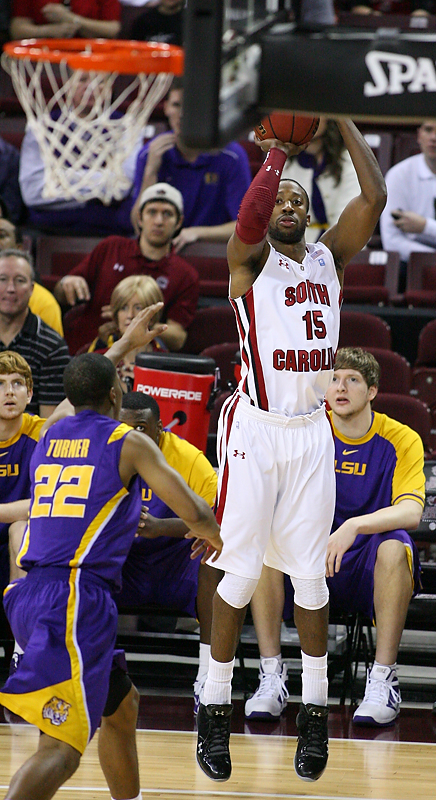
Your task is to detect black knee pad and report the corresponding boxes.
[102,666,133,718]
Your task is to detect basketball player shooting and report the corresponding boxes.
[194,118,387,783]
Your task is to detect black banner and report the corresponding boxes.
[260,28,436,122]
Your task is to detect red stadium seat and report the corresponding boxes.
[339,311,392,350]
[411,368,436,410]
[362,131,394,176]
[415,319,436,367]
[372,393,432,455]
[392,131,421,166]
[404,253,436,308]
[200,343,239,390]
[411,323,436,415]
[62,304,90,356]
[182,241,229,298]
[35,235,102,292]
[364,347,411,394]
[181,306,238,355]
[343,250,400,305]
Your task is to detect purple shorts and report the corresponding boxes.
[327,529,421,619]
[284,529,421,621]
[118,536,200,617]
[0,566,118,753]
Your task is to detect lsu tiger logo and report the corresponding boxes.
[42,696,71,726]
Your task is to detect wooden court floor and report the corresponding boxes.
[0,699,435,800]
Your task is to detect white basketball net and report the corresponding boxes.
[1,53,173,204]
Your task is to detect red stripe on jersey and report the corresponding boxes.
[230,297,250,392]
[215,393,239,525]
[217,390,238,467]
[244,289,269,410]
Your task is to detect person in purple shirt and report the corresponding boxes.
[130,78,252,251]
[0,135,23,225]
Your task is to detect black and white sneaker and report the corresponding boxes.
[294,703,329,781]
[196,702,232,781]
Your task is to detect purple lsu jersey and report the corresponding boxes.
[0,413,45,546]
[17,410,142,591]
[331,410,425,541]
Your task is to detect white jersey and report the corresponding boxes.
[230,241,341,417]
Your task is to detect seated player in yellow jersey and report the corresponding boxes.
[118,391,222,714]
[0,351,46,597]
[246,348,425,728]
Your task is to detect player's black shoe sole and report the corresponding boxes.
[196,702,232,781]
[294,702,329,781]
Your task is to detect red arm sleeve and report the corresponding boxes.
[235,147,287,245]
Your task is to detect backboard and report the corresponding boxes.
[182,0,288,149]
[182,0,436,148]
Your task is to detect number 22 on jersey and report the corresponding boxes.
[31,464,95,518]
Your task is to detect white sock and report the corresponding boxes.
[203,656,234,705]
[260,654,282,673]
[301,651,328,707]
[13,642,23,655]
[196,642,211,681]
[111,793,142,800]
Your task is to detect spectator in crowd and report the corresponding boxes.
[0,217,63,336]
[54,183,199,354]
[281,117,360,242]
[130,78,252,250]
[0,352,45,598]
[118,391,221,713]
[88,275,166,391]
[0,249,70,416]
[19,71,141,237]
[10,0,121,39]
[134,0,184,44]
[246,348,424,728]
[0,134,23,225]
[380,119,436,290]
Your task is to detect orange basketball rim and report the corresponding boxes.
[3,38,184,76]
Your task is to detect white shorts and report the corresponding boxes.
[212,393,335,581]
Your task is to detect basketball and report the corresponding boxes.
[254,113,320,146]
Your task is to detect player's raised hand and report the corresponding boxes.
[104,303,166,366]
[120,303,166,349]
[254,134,307,158]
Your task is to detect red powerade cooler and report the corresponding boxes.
[133,352,218,453]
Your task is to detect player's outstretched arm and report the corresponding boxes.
[120,432,222,558]
[227,138,303,298]
[321,119,387,278]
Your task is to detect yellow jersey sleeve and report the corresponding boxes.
[160,432,217,507]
